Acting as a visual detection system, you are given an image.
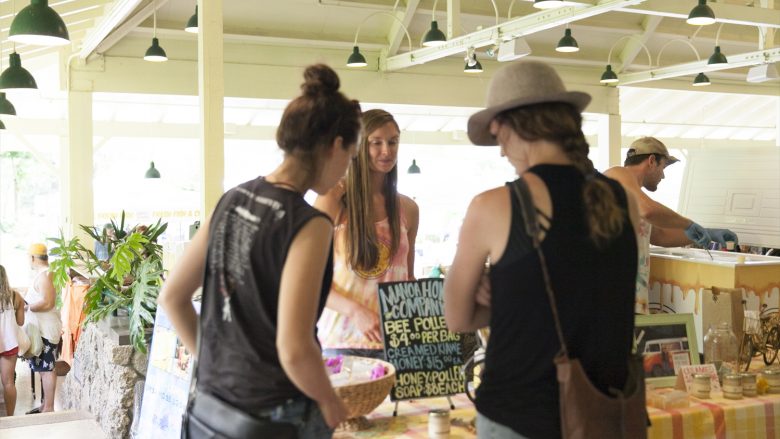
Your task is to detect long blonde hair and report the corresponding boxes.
[342,109,401,271]
[495,102,625,248]
[0,265,14,310]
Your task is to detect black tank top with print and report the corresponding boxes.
[197,176,333,411]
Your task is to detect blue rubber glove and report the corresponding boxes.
[684,222,713,247]
[706,228,738,246]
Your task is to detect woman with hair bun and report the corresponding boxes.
[159,64,361,437]
[444,60,641,438]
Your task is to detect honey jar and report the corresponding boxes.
[692,374,711,399]
[723,374,743,399]
[741,372,757,397]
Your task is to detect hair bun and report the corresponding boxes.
[301,64,340,96]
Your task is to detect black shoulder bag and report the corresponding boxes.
[181,327,298,439]
[509,178,648,439]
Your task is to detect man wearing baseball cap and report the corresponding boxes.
[24,242,62,414]
[605,137,738,314]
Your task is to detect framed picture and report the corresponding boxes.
[635,313,699,388]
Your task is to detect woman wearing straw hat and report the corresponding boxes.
[444,60,641,438]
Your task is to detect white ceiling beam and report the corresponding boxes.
[93,1,159,55]
[79,0,148,59]
[618,0,780,29]
[615,15,661,73]
[618,47,780,85]
[382,0,648,71]
[447,0,461,39]
[387,0,419,55]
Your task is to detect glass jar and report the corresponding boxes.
[703,322,739,380]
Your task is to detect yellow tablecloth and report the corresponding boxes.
[335,392,780,439]
[648,393,780,439]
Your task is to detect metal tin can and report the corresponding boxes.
[428,409,450,437]
[741,372,757,397]
[764,369,780,394]
[723,374,743,399]
[692,374,711,399]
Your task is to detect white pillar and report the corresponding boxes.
[198,0,225,220]
[63,90,94,242]
[597,113,622,169]
[447,0,461,39]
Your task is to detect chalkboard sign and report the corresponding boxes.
[378,278,466,401]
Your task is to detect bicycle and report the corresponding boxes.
[462,327,489,403]
[738,302,780,371]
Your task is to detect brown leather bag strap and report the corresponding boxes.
[509,178,569,358]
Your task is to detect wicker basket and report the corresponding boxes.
[332,356,396,430]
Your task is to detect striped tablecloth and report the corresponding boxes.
[334,391,780,438]
[648,392,780,439]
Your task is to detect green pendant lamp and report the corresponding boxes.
[145,162,161,178]
[9,0,70,46]
[692,72,711,86]
[0,93,17,116]
[687,0,716,26]
[0,119,5,130]
[707,46,727,65]
[144,5,167,62]
[184,5,198,33]
[556,28,579,53]
[407,159,421,174]
[346,46,367,67]
[144,37,168,62]
[0,52,38,90]
[464,54,483,73]
[422,20,446,47]
[600,64,618,84]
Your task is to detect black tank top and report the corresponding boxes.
[197,177,333,411]
[476,165,637,439]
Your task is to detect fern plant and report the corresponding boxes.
[48,212,168,353]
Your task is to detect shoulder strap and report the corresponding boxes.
[509,178,570,358]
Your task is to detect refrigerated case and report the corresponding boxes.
[648,247,780,352]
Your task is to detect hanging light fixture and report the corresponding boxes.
[692,72,711,86]
[346,12,412,68]
[0,93,17,116]
[422,0,446,47]
[599,35,652,85]
[145,162,161,178]
[144,3,167,62]
[184,5,198,34]
[9,0,70,46]
[555,27,579,53]
[656,38,711,87]
[464,52,483,73]
[407,159,421,174]
[0,119,5,130]
[687,0,716,26]
[707,46,727,64]
[0,52,38,90]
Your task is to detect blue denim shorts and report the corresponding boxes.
[253,397,333,439]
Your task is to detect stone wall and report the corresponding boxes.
[61,322,148,439]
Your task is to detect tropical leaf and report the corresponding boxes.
[109,233,148,283]
[128,259,163,353]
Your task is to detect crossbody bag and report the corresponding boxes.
[181,327,298,439]
[509,178,648,439]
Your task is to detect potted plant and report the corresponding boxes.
[48,212,167,353]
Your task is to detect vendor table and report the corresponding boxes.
[334,392,780,438]
[648,393,780,439]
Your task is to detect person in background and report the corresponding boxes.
[0,264,25,416]
[316,109,419,360]
[444,60,640,438]
[24,243,62,414]
[158,64,361,437]
[604,137,738,314]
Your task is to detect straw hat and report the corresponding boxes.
[467,60,591,146]
[28,243,48,256]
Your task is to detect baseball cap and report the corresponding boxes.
[626,137,679,164]
[28,243,48,256]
